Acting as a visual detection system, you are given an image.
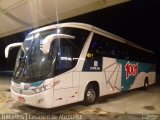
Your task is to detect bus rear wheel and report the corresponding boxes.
[84,85,97,105]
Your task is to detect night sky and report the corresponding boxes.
[63,0,159,52]
[0,0,159,72]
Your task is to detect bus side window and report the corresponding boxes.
[54,41,73,75]
[88,34,126,59]
[87,34,108,58]
[108,40,121,59]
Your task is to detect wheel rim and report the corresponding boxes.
[86,88,96,103]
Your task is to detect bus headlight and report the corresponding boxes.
[33,84,51,93]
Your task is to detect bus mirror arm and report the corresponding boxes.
[42,34,75,54]
[5,42,22,58]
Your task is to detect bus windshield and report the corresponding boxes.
[13,31,57,83]
[13,28,89,83]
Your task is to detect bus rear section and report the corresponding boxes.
[81,32,156,97]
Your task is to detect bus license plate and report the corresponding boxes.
[18,96,25,102]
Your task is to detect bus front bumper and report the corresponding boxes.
[11,86,53,108]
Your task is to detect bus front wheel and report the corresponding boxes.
[83,84,97,105]
[144,77,149,90]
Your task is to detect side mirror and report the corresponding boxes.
[5,42,22,58]
[42,34,75,54]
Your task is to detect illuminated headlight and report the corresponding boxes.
[32,84,51,93]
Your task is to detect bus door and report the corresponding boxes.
[48,37,79,106]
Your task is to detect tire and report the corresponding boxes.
[144,77,149,90]
[84,84,97,105]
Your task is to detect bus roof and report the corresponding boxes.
[29,22,154,54]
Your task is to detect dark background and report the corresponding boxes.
[0,0,159,73]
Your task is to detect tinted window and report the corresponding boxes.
[51,28,89,76]
[87,34,109,58]
[87,34,155,63]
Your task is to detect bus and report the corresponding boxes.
[5,23,156,108]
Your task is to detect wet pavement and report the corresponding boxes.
[0,76,160,120]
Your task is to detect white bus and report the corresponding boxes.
[5,23,156,108]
